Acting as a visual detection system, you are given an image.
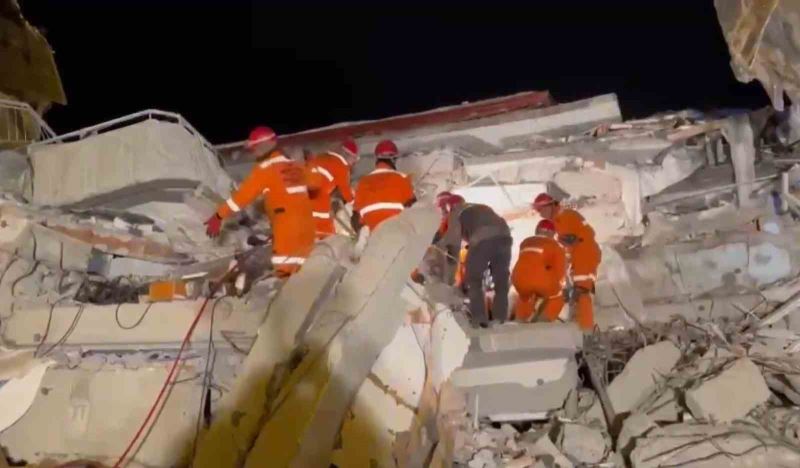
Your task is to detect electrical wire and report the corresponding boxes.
[191,296,226,459]
[111,252,251,468]
[39,304,85,358]
[115,303,154,330]
[112,294,215,468]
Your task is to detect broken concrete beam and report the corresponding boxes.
[630,422,800,467]
[685,358,770,423]
[192,236,352,468]
[2,298,261,350]
[241,206,439,468]
[606,341,681,416]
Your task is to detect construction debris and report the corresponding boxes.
[7,5,800,464]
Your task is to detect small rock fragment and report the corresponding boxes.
[559,423,608,465]
[468,448,498,468]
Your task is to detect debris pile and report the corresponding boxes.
[6,2,800,465]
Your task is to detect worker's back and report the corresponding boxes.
[458,203,510,244]
[515,235,566,280]
[253,152,313,220]
[353,164,415,230]
[307,151,353,202]
[553,208,595,244]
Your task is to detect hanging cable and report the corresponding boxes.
[115,303,154,330]
[111,249,258,468]
[191,296,226,459]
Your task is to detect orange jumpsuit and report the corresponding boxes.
[216,150,315,276]
[512,236,567,322]
[553,208,601,330]
[353,162,415,231]
[307,151,353,239]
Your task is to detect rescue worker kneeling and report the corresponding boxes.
[533,193,601,331]
[205,126,315,277]
[512,220,566,322]
[438,193,512,328]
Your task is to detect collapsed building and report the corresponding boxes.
[5,2,800,468]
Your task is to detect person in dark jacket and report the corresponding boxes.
[437,193,512,327]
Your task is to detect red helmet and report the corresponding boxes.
[246,126,277,149]
[342,138,359,158]
[374,139,399,158]
[436,191,465,212]
[536,219,556,234]
[532,193,556,209]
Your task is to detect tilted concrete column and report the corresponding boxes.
[242,206,439,468]
[193,236,351,468]
[723,114,757,208]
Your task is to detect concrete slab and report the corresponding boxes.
[607,341,681,416]
[685,358,770,423]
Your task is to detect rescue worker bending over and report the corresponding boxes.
[438,193,512,328]
[205,126,315,277]
[307,138,359,239]
[532,193,601,331]
[352,139,416,234]
[512,219,566,323]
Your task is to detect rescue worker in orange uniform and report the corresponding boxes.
[307,138,359,239]
[205,126,315,277]
[352,139,416,233]
[532,193,601,331]
[512,219,567,323]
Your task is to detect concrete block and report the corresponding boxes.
[617,413,656,458]
[452,348,578,419]
[518,432,574,468]
[608,341,680,416]
[685,358,770,423]
[476,322,583,353]
[558,423,609,465]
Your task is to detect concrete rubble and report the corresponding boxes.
[7,6,800,467]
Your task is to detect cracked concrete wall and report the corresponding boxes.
[0,364,203,467]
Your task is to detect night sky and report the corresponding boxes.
[22,0,770,143]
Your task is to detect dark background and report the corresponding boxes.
[22,0,770,143]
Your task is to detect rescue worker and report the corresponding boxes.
[438,193,512,327]
[307,138,359,239]
[352,139,416,233]
[532,193,601,331]
[512,219,566,323]
[205,126,315,277]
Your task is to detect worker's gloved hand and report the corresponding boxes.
[351,226,370,262]
[205,214,223,238]
[560,234,578,246]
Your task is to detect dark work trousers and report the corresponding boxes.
[465,236,512,325]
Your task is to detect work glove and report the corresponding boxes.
[205,214,223,238]
[560,234,578,246]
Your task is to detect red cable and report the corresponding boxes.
[112,294,213,468]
